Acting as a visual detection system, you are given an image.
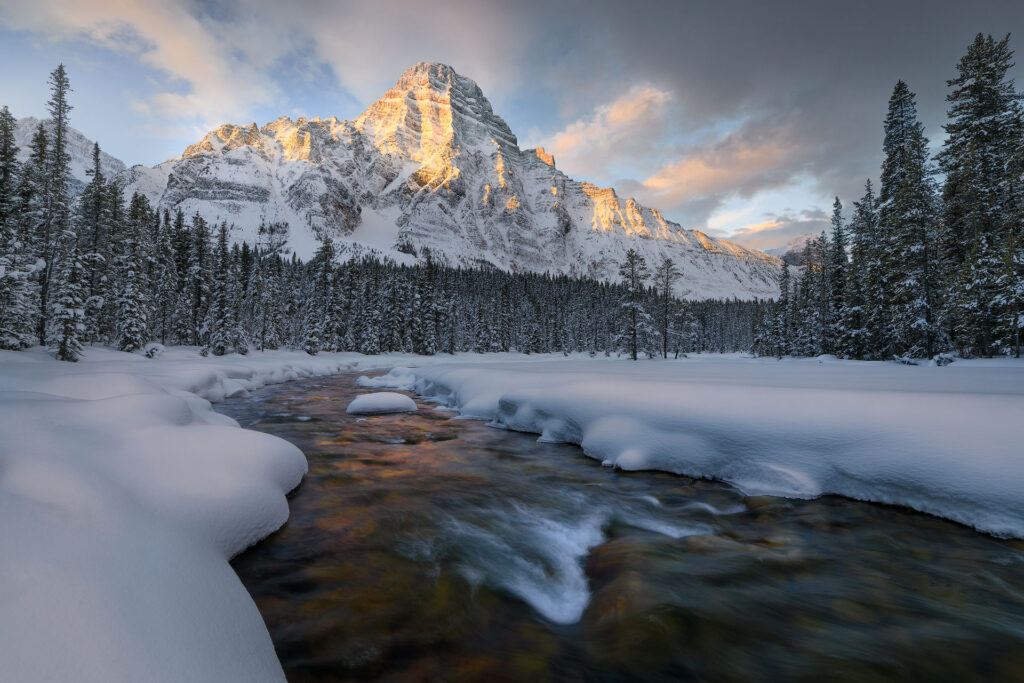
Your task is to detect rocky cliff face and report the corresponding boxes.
[118,62,782,300]
[14,116,127,195]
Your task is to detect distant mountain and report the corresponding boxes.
[14,116,127,195]
[117,62,782,300]
[764,233,815,266]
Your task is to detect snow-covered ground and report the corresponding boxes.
[0,346,576,681]
[370,354,1024,539]
[0,347,414,682]
[3,347,1023,680]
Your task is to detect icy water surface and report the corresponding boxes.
[222,373,1024,681]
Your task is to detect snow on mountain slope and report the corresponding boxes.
[14,116,127,195]
[117,62,782,300]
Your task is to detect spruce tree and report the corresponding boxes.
[827,197,849,354]
[616,248,652,360]
[994,229,1023,357]
[185,214,212,345]
[880,81,940,358]
[938,34,1023,355]
[653,256,680,358]
[151,212,180,344]
[0,106,17,227]
[38,64,74,345]
[0,105,35,349]
[77,143,113,344]
[115,194,151,352]
[48,227,85,361]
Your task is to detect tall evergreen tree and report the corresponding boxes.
[37,64,74,345]
[616,248,652,360]
[115,193,151,352]
[48,227,85,361]
[879,81,940,357]
[0,106,35,350]
[938,34,1023,355]
[185,213,212,345]
[827,197,849,354]
[77,143,113,344]
[653,256,680,358]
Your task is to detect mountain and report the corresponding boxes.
[14,116,127,195]
[764,233,815,266]
[118,62,782,300]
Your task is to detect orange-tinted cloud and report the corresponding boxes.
[537,85,671,175]
[641,139,790,201]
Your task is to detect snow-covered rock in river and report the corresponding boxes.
[117,62,782,300]
[347,391,418,414]
[14,116,127,195]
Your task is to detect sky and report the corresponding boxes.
[1,0,1022,250]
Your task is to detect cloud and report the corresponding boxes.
[640,133,794,205]
[728,209,829,250]
[0,0,533,132]
[536,85,671,173]
[0,0,278,129]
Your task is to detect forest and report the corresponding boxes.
[755,34,1024,360]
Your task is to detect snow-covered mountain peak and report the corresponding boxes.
[115,63,783,300]
[354,62,517,162]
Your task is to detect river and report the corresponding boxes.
[221,372,1024,681]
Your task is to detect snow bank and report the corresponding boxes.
[0,346,588,681]
[0,346,417,682]
[346,391,418,414]
[371,355,1024,539]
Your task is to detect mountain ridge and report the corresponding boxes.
[116,62,781,299]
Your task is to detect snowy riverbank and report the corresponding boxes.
[0,347,422,682]
[0,346,602,681]
[369,354,1024,539]
[4,348,1024,680]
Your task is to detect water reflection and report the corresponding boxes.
[224,374,1024,681]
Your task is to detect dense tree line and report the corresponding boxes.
[756,34,1024,360]
[0,65,766,360]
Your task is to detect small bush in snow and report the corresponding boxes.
[143,343,165,359]
[932,353,956,367]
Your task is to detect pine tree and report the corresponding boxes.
[302,237,334,355]
[842,181,876,358]
[411,260,438,355]
[185,213,212,345]
[115,194,151,352]
[0,105,35,349]
[994,229,1023,356]
[48,227,85,361]
[880,81,940,358]
[769,262,792,357]
[77,143,113,344]
[37,64,74,345]
[827,197,849,354]
[653,256,680,358]
[151,211,180,344]
[0,106,17,227]
[204,222,243,355]
[938,34,1023,355]
[616,248,652,360]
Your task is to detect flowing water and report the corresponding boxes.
[223,373,1024,681]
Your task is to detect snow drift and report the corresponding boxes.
[371,355,1024,539]
[0,347,400,682]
